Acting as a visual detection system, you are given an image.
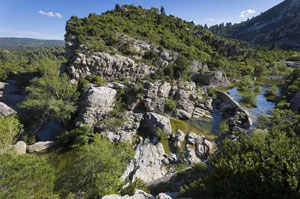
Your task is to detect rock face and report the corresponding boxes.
[14,141,27,154]
[290,92,300,111]
[284,61,300,67]
[191,70,230,87]
[27,141,55,153]
[143,112,173,137]
[122,139,169,183]
[0,80,25,115]
[76,86,117,126]
[0,102,16,116]
[67,52,156,80]
[102,190,155,199]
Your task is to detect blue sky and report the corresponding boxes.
[0,0,284,40]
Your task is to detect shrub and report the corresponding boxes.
[165,98,177,115]
[207,87,217,99]
[55,125,93,148]
[20,59,79,122]
[87,75,103,86]
[265,85,279,97]
[155,128,168,141]
[61,135,135,198]
[217,120,229,135]
[237,76,254,92]
[240,91,257,106]
[121,178,149,196]
[0,152,58,199]
[143,50,159,61]
[0,116,23,149]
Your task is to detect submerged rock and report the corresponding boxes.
[290,92,300,111]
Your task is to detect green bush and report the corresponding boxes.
[165,98,177,115]
[240,91,257,106]
[87,75,103,86]
[121,178,149,196]
[155,128,168,141]
[217,120,229,135]
[55,125,94,148]
[20,58,79,122]
[265,85,279,97]
[61,135,135,198]
[0,152,58,199]
[237,76,255,92]
[0,116,23,149]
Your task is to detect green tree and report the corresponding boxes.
[0,152,58,199]
[181,130,300,199]
[0,116,23,148]
[20,58,79,123]
[61,135,135,198]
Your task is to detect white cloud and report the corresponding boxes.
[240,9,256,18]
[205,18,216,22]
[0,28,64,40]
[38,10,62,18]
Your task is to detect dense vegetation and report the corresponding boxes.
[65,5,294,80]
[0,37,64,47]
[210,0,300,49]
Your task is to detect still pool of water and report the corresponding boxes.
[227,86,279,124]
[171,111,223,139]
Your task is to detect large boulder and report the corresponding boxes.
[102,190,155,199]
[191,70,230,87]
[122,139,169,183]
[290,92,300,111]
[143,112,173,137]
[27,141,55,153]
[0,102,16,116]
[67,52,156,80]
[14,141,27,154]
[76,86,117,126]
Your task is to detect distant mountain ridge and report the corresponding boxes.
[210,0,300,49]
[0,37,65,47]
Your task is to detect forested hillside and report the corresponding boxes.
[0,37,64,47]
[210,0,300,49]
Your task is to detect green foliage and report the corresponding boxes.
[265,85,279,97]
[56,125,93,149]
[165,98,177,115]
[0,116,23,148]
[61,134,135,198]
[0,152,58,199]
[121,178,149,196]
[20,58,80,122]
[87,75,103,86]
[207,87,217,99]
[287,66,300,98]
[237,76,255,92]
[203,130,300,199]
[240,91,257,107]
[155,128,168,141]
[217,120,229,135]
[287,53,300,61]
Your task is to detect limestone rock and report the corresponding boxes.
[67,52,156,80]
[122,139,169,183]
[176,109,191,119]
[143,112,173,137]
[27,141,55,153]
[191,70,230,87]
[0,102,16,116]
[173,130,185,149]
[76,86,117,126]
[14,141,27,154]
[102,190,155,199]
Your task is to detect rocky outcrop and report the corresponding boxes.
[27,141,55,153]
[0,80,25,115]
[284,61,300,67]
[215,90,252,129]
[0,102,16,116]
[14,141,27,154]
[191,70,230,87]
[76,86,117,126]
[122,139,169,183]
[290,92,300,111]
[67,52,156,80]
[143,112,173,138]
[102,190,155,199]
